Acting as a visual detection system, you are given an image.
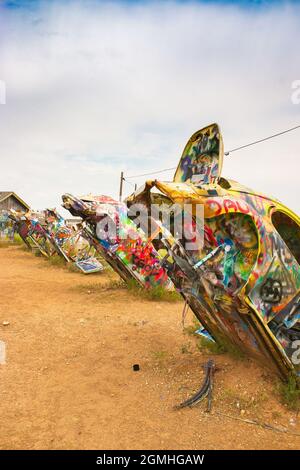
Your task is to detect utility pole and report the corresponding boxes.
[119,171,124,202]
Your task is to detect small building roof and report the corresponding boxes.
[0,192,30,210]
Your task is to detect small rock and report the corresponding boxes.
[240,409,246,416]
[87,290,91,294]
[2,321,10,326]
[289,418,296,427]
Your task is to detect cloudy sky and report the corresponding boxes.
[0,0,300,216]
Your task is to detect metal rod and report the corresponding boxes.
[119,171,124,202]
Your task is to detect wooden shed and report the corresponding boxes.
[0,192,30,213]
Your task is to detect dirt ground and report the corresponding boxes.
[0,244,299,450]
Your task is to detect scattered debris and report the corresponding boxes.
[175,360,216,412]
[213,411,300,436]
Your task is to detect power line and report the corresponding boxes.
[224,124,300,156]
[119,123,300,200]
[123,178,136,188]
[126,166,176,179]
[126,124,300,178]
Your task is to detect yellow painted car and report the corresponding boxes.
[127,124,300,381]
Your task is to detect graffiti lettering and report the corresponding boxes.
[207,199,222,215]
[236,201,250,214]
[223,199,238,213]
[206,197,262,230]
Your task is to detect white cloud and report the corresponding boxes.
[0,0,299,216]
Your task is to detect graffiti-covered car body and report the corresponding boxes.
[0,211,15,241]
[62,193,172,289]
[127,123,300,381]
[9,209,56,257]
[44,208,103,273]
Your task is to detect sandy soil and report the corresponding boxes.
[0,244,299,450]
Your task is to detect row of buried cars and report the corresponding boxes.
[8,123,300,383]
[8,207,104,274]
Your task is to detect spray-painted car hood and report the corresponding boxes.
[62,193,173,289]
